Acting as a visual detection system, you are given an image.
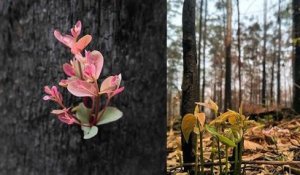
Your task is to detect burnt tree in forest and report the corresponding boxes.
[236,0,242,105]
[262,0,267,106]
[181,0,198,172]
[293,0,300,113]
[197,0,203,97]
[0,0,166,174]
[224,0,232,110]
[277,0,282,105]
[201,0,207,106]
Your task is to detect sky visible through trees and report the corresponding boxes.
[167,0,293,109]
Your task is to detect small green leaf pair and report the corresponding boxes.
[74,103,123,139]
[205,125,236,147]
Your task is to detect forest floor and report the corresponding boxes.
[167,116,300,175]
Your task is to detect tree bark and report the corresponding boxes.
[201,0,207,106]
[197,0,203,98]
[181,0,198,172]
[271,48,276,105]
[262,0,267,106]
[236,0,242,106]
[0,0,166,174]
[293,0,300,113]
[277,0,282,105]
[224,0,232,110]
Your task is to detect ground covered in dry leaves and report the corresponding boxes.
[167,117,300,175]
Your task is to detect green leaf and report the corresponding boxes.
[205,125,218,136]
[75,103,91,124]
[205,125,236,147]
[81,126,98,139]
[181,114,197,143]
[97,107,123,125]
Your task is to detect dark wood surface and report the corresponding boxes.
[0,0,166,174]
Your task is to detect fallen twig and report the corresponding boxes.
[168,161,300,172]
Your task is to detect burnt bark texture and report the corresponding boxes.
[224,0,232,110]
[0,0,166,175]
[293,0,300,113]
[181,0,198,172]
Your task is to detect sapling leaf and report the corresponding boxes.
[97,107,123,125]
[194,105,200,115]
[195,98,219,113]
[75,102,91,124]
[181,113,197,143]
[195,112,206,128]
[205,125,236,147]
[81,126,98,139]
[193,126,200,134]
[228,115,237,125]
[205,124,218,136]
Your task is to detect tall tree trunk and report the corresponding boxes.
[220,68,224,110]
[0,0,166,174]
[201,0,207,105]
[224,0,232,110]
[236,0,242,106]
[277,0,282,105]
[198,0,203,98]
[271,49,276,105]
[262,0,267,106]
[181,0,198,172]
[293,0,300,113]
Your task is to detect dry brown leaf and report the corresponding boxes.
[243,152,264,161]
[244,140,264,150]
[291,139,300,146]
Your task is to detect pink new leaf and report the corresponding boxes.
[67,80,98,97]
[71,35,92,55]
[63,63,76,76]
[43,86,63,104]
[71,21,81,38]
[51,108,75,125]
[86,50,103,80]
[54,30,74,48]
[100,74,124,98]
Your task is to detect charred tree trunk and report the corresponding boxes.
[277,0,282,105]
[262,0,267,106]
[0,0,166,174]
[224,0,232,110]
[293,0,300,113]
[201,0,207,106]
[181,0,198,172]
[236,0,242,105]
[197,0,203,98]
[271,49,276,105]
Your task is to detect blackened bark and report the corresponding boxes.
[293,0,300,113]
[0,0,166,175]
[262,0,267,106]
[201,0,207,105]
[197,0,203,98]
[277,0,282,105]
[237,0,242,105]
[181,0,198,172]
[224,0,232,110]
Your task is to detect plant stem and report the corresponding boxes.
[210,151,214,174]
[77,61,84,80]
[94,96,100,124]
[199,131,204,175]
[234,144,238,175]
[96,98,110,123]
[195,133,199,175]
[225,145,228,175]
[238,138,244,175]
[217,138,223,175]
